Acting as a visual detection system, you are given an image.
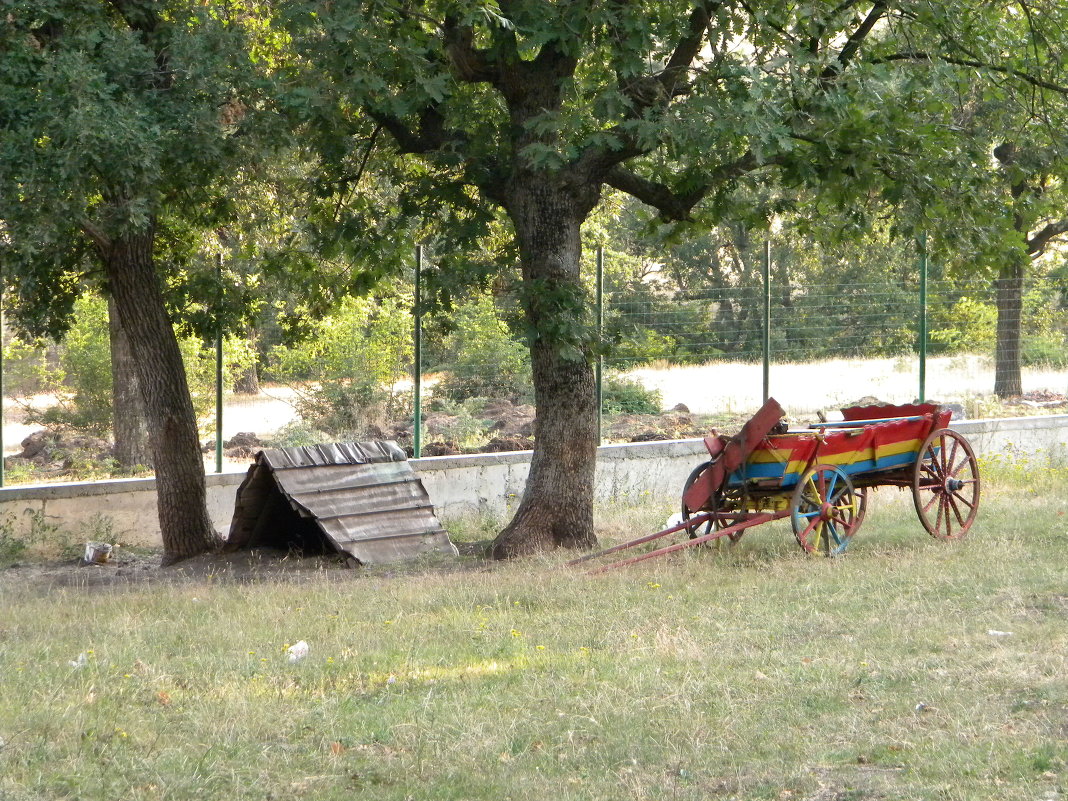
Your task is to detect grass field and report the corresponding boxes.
[1,464,1067,800]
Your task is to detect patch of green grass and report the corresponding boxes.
[1,474,1066,800]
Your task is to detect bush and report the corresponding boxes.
[1022,335,1068,368]
[434,294,533,403]
[266,293,413,439]
[18,293,257,439]
[601,376,662,415]
[928,297,996,355]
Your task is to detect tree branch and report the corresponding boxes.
[603,151,760,221]
[369,105,455,155]
[80,219,112,253]
[819,1,888,83]
[1027,218,1068,256]
[622,0,723,113]
[443,15,496,84]
[873,52,1068,95]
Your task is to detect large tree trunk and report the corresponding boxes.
[108,295,153,469]
[491,181,599,558]
[101,227,221,564]
[993,254,1024,398]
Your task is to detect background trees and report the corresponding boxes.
[281,0,1063,557]
[2,1,1065,564]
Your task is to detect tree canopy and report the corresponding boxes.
[278,0,1067,557]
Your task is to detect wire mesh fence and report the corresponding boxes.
[1,258,1065,485]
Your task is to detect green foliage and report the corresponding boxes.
[264,420,333,449]
[0,515,27,566]
[423,397,494,449]
[929,297,998,356]
[601,376,663,415]
[14,293,255,438]
[266,293,413,437]
[434,293,532,403]
[1022,335,1068,368]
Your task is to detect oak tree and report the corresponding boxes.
[281,0,1062,557]
[0,0,275,562]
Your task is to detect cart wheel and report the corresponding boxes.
[681,461,743,546]
[912,428,981,540]
[791,464,861,556]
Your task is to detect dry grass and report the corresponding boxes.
[1,468,1066,800]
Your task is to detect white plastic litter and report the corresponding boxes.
[82,542,113,565]
[69,652,88,669]
[287,641,309,663]
[987,629,1014,637]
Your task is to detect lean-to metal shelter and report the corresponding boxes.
[225,441,457,564]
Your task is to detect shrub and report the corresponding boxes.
[602,376,662,415]
[434,294,532,403]
[1022,334,1068,368]
[266,293,413,439]
[11,294,257,440]
[928,297,996,355]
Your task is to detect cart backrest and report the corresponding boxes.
[840,402,940,422]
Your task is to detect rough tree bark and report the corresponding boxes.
[98,225,221,563]
[491,179,599,558]
[107,295,153,469]
[993,254,1025,398]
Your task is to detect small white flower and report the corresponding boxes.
[286,640,309,663]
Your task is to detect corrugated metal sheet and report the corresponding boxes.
[226,440,457,565]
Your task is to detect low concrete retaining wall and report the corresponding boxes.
[1,415,1065,547]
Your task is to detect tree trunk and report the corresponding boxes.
[491,181,599,559]
[234,362,260,395]
[993,255,1024,398]
[108,295,153,469]
[234,325,260,394]
[101,227,221,564]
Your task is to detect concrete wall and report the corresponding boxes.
[1,415,1064,547]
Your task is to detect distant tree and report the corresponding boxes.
[283,0,1062,558]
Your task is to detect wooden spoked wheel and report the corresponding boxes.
[912,428,981,540]
[790,464,861,556]
[680,461,744,546]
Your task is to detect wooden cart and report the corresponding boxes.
[572,397,981,572]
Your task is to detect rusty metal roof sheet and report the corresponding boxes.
[226,440,457,565]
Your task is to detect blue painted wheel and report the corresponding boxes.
[790,464,861,556]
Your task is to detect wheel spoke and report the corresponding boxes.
[947,492,966,527]
[946,437,959,476]
[949,490,976,511]
[827,522,842,546]
[921,491,939,515]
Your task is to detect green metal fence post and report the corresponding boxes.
[918,232,928,403]
[763,239,771,403]
[596,245,604,445]
[215,253,224,473]
[413,245,423,458]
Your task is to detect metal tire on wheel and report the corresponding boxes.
[912,428,981,540]
[681,461,743,546]
[790,464,861,556]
